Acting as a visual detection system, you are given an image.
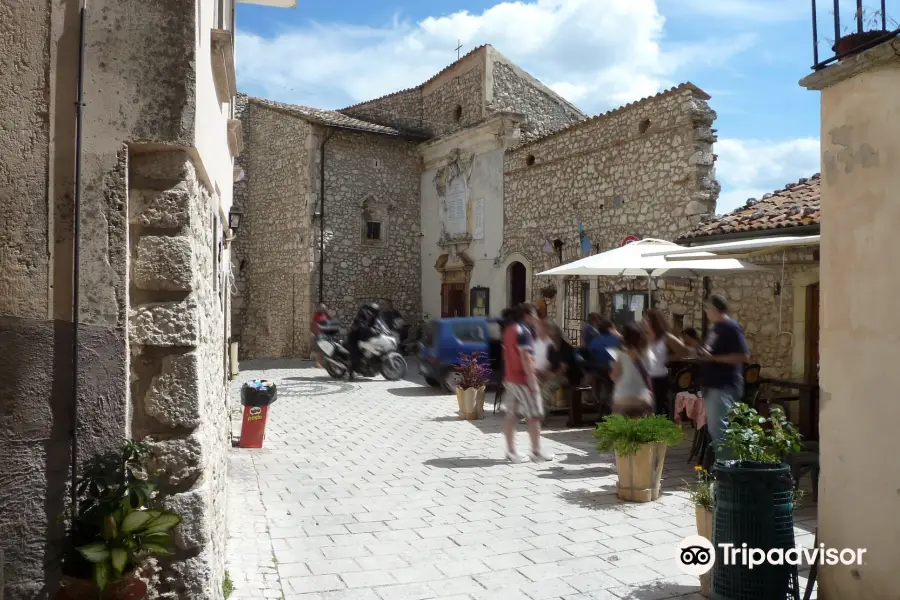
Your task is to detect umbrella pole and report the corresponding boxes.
[647,275,652,311]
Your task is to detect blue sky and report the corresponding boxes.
[234,0,854,212]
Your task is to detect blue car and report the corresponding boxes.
[418,317,500,392]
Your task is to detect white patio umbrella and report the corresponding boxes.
[537,238,768,302]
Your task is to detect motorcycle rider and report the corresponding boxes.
[347,303,379,378]
[380,300,402,331]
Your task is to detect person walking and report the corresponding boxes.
[580,312,601,352]
[608,322,654,418]
[698,295,750,458]
[587,316,621,413]
[502,303,554,463]
[547,323,582,403]
[643,309,688,418]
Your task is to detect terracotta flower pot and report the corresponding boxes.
[456,386,486,420]
[695,505,714,597]
[56,576,147,600]
[614,442,667,502]
[833,30,887,57]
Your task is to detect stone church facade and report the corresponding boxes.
[234,45,720,359]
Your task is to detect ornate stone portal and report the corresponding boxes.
[434,251,473,317]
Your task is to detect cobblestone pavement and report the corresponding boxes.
[226,360,818,600]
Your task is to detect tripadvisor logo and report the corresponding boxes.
[677,536,867,576]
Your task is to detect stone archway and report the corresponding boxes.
[507,262,527,307]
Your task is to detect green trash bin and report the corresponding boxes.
[710,460,800,600]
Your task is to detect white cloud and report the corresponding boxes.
[714,137,821,213]
[236,0,754,112]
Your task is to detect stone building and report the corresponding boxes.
[0,0,293,597]
[677,174,821,381]
[503,84,720,343]
[237,46,723,358]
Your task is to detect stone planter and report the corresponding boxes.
[615,442,667,502]
[56,576,147,600]
[695,505,714,597]
[456,386,486,420]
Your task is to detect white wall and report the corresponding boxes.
[421,147,505,318]
[194,0,235,216]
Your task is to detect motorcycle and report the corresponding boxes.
[316,319,408,381]
[389,317,419,356]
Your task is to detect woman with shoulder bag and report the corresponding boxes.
[644,309,688,419]
[608,322,654,419]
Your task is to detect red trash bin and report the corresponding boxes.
[239,380,277,448]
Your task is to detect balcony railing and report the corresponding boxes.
[811,0,900,70]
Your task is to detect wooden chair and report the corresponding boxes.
[673,368,709,465]
[789,441,820,504]
[743,363,762,404]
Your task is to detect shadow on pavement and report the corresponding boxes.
[617,580,701,599]
[536,465,614,480]
[387,386,444,397]
[423,457,509,469]
[557,487,620,510]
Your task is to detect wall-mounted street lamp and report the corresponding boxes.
[226,206,244,247]
[229,205,244,232]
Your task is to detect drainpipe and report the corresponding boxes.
[318,129,333,305]
[701,277,710,339]
[70,0,88,510]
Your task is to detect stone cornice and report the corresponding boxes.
[800,37,900,90]
[419,112,524,168]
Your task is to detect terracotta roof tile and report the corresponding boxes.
[678,174,821,240]
[244,96,427,139]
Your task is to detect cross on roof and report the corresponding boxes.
[455,40,463,60]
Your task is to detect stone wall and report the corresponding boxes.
[319,129,422,328]
[503,85,719,339]
[706,249,819,379]
[342,50,485,139]
[489,58,585,142]
[422,63,485,138]
[231,95,250,344]
[234,101,315,359]
[341,88,425,136]
[129,149,228,600]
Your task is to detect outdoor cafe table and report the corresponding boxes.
[759,377,819,441]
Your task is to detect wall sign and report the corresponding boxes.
[470,287,490,317]
[446,177,467,235]
[622,235,639,246]
[473,198,485,240]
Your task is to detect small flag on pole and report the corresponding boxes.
[542,236,554,254]
[575,219,592,256]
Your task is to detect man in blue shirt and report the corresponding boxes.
[699,295,751,458]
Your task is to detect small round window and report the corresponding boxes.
[453,105,463,122]
[526,155,536,166]
[638,119,651,134]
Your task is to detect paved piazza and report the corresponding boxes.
[226,360,818,600]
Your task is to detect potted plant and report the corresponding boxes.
[540,285,557,300]
[833,9,893,56]
[593,414,683,502]
[684,465,714,597]
[454,351,491,420]
[709,403,802,600]
[56,441,182,600]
